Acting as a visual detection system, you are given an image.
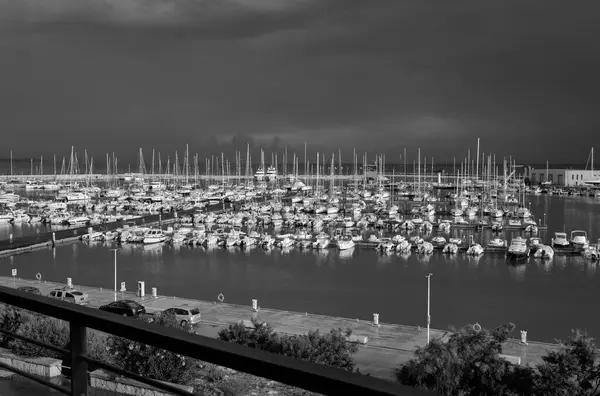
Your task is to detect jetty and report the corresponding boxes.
[0,276,560,380]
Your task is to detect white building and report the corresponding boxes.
[530,169,600,187]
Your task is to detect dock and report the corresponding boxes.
[0,277,561,380]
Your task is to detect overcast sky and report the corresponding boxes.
[0,0,599,165]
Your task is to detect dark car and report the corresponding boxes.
[17,286,41,295]
[99,300,146,317]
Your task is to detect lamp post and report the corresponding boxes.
[426,273,433,344]
[110,248,118,301]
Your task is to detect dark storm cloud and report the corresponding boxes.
[0,0,599,165]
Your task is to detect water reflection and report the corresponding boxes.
[339,248,355,260]
[376,251,393,266]
[142,244,163,256]
[467,255,481,268]
[586,262,597,277]
[507,263,526,281]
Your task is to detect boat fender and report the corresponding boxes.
[217,293,225,303]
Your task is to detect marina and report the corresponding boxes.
[2,149,600,376]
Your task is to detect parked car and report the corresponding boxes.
[161,305,202,327]
[17,286,41,295]
[99,300,146,317]
[48,288,90,305]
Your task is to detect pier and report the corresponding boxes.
[0,276,560,380]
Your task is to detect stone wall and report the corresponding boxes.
[0,348,62,377]
[90,369,194,396]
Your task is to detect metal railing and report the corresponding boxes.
[0,285,434,396]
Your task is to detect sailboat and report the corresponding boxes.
[584,147,600,187]
[541,160,551,187]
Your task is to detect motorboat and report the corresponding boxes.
[506,237,529,259]
[417,241,434,255]
[551,232,570,248]
[396,240,411,253]
[466,243,484,256]
[336,235,355,250]
[487,238,506,248]
[376,238,395,252]
[143,229,167,245]
[533,245,554,260]
[431,236,446,245]
[442,243,458,254]
[570,230,589,250]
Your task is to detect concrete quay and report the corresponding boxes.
[0,277,560,380]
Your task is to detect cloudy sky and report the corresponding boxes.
[0,0,599,166]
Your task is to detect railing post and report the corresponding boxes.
[70,321,88,396]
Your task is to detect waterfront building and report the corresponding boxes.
[529,168,600,187]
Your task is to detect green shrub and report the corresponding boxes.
[218,319,359,371]
[0,306,22,348]
[12,313,69,359]
[107,312,194,385]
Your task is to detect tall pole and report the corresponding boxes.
[426,273,433,344]
[111,249,118,301]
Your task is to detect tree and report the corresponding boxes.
[219,320,359,371]
[535,330,600,396]
[107,312,194,385]
[397,323,535,396]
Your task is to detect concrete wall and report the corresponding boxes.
[90,370,194,396]
[0,348,62,377]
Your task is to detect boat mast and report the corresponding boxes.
[417,148,421,197]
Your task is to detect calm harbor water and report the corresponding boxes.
[2,195,600,344]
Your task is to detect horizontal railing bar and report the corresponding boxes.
[82,355,194,396]
[0,327,69,355]
[0,360,70,394]
[0,286,432,396]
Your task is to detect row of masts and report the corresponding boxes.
[5,140,530,189]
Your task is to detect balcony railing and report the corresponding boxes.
[0,285,435,396]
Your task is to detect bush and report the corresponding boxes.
[218,319,359,371]
[107,311,195,385]
[0,306,22,348]
[11,313,69,359]
[280,328,358,371]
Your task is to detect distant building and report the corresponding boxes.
[529,168,600,187]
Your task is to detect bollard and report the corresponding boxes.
[67,278,73,288]
[251,299,258,311]
[520,330,528,345]
[152,287,157,298]
[137,281,145,298]
[373,313,380,327]
[9,234,13,243]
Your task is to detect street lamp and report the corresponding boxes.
[426,273,433,344]
[110,248,118,301]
